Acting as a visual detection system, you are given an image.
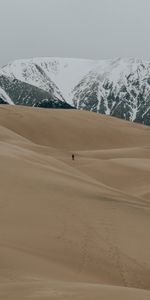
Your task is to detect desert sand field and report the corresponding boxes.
[0,105,150,299]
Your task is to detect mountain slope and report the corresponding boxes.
[72,58,150,125]
[1,57,96,103]
[1,57,150,124]
[0,74,72,109]
[0,86,14,105]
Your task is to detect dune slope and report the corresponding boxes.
[0,105,150,299]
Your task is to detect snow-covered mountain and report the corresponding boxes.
[1,57,96,104]
[72,58,150,125]
[0,60,72,109]
[1,57,150,124]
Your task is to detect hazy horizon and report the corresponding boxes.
[0,0,150,66]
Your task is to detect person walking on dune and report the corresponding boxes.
[72,154,75,161]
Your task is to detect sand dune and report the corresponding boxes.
[0,105,150,299]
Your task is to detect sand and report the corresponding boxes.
[0,105,150,299]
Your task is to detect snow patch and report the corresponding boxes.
[0,87,14,105]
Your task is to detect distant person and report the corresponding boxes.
[72,154,75,161]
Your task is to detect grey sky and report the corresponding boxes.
[0,0,150,66]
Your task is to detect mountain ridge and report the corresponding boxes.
[0,57,150,124]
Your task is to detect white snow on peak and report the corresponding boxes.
[92,57,150,84]
[1,57,98,104]
[33,57,98,100]
[1,56,150,108]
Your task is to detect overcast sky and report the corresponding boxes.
[0,0,150,66]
